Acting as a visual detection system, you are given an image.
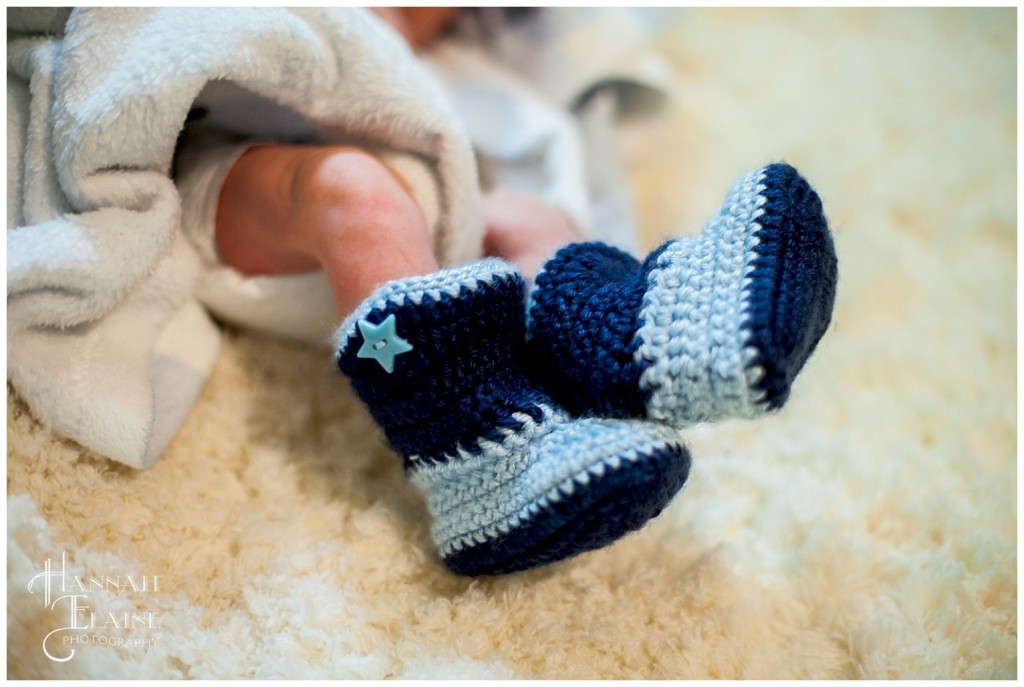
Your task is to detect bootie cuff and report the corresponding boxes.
[336,258,519,358]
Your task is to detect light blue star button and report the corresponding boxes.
[356,314,413,373]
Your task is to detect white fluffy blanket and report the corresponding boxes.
[7,8,1016,679]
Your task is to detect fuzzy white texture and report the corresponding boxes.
[7,8,1015,679]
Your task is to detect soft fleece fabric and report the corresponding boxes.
[7,7,482,469]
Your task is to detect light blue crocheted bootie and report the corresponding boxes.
[527,162,837,428]
[336,259,691,576]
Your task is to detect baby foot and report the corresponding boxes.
[336,259,691,575]
[526,162,838,427]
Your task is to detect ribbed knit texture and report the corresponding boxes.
[336,259,692,576]
[527,162,837,427]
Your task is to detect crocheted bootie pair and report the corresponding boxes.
[336,162,837,576]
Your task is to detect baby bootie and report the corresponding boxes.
[335,259,691,576]
[526,162,837,428]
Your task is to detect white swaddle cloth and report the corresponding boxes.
[7,7,482,469]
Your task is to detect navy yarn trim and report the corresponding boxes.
[337,271,550,468]
[443,440,691,576]
[527,242,669,419]
[744,163,838,410]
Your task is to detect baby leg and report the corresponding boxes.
[214,144,439,317]
[214,144,587,314]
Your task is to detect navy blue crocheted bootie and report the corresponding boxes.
[527,162,837,427]
[335,259,692,576]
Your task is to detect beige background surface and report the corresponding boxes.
[8,8,1016,678]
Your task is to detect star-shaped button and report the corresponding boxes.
[356,314,413,373]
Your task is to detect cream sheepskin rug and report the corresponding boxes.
[7,8,1016,679]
